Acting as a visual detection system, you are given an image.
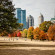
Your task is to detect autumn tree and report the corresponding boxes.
[39,30,48,40]
[33,27,40,40]
[17,31,21,37]
[47,24,55,40]
[22,29,28,38]
[39,21,53,32]
[27,26,34,39]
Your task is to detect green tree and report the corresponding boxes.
[0,0,19,33]
[39,21,53,32]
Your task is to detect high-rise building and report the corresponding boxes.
[38,13,44,25]
[15,8,26,29]
[26,15,34,29]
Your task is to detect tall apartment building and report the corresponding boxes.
[15,8,26,29]
[38,13,44,25]
[26,15,34,29]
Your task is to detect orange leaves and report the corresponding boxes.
[28,26,34,31]
[39,30,47,40]
[33,27,40,40]
[47,24,55,40]
[27,26,34,39]
[33,27,48,40]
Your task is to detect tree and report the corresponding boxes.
[33,27,40,40]
[22,29,28,38]
[39,21,53,32]
[47,24,55,40]
[39,30,47,40]
[0,0,19,34]
[27,26,34,39]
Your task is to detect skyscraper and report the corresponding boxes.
[38,13,44,25]
[26,15,34,29]
[15,8,26,29]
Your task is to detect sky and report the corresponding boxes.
[13,0,55,27]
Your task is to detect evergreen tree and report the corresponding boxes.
[0,0,19,33]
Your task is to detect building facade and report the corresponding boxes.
[50,18,55,23]
[26,15,34,29]
[38,13,44,25]
[15,8,26,29]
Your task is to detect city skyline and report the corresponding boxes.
[13,0,55,27]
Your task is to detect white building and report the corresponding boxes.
[38,13,44,26]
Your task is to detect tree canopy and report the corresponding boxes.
[39,21,53,32]
[47,24,55,40]
[0,0,19,33]
[27,26,34,39]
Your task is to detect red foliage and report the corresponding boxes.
[8,32,17,37]
[17,32,21,37]
[12,32,16,37]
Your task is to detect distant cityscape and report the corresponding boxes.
[15,8,48,29]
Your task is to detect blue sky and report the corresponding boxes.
[13,0,55,27]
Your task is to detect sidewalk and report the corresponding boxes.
[0,37,55,45]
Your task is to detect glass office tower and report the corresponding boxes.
[15,8,26,29]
